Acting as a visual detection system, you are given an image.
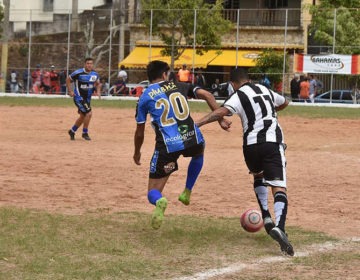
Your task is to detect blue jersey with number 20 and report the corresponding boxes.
[136,81,204,153]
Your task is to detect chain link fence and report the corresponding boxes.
[0,7,358,103]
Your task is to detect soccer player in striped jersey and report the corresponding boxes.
[67,57,101,141]
[133,60,229,230]
[196,68,294,256]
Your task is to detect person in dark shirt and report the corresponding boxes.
[67,57,101,141]
[290,74,300,101]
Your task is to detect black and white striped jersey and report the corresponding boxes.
[223,82,286,146]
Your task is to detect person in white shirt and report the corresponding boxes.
[118,65,128,82]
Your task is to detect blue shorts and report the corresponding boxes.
[74,98,91,114]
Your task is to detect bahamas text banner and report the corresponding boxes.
[294,54,360,74]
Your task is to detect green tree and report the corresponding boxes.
[251,49,288,89]
[140,0,232,70]
[309,1,360,54]
[309,1,360,92]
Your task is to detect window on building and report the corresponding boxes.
[43,0,54,12]
[265,0,288,8]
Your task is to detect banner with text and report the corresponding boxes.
[294,54,360,75]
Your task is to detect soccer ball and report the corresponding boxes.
[240,209,263,233]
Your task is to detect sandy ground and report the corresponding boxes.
[0,106,359,240]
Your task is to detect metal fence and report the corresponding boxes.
[0,7,358,100]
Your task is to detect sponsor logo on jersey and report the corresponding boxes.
[90,75,98,82]
[164,130,195,143]
[178,124,189,134]
[80,84,94,89]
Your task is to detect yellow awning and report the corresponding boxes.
[208,50,262,67]
[119,47,218,69]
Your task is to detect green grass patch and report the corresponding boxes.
[0,96,359,119]
[0,207,338,280]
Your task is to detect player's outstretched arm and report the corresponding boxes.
[133,123,145,165]
[196,107,231,129]
[276,99,289,111]
[195,88,232,130]
[194,88,219,111]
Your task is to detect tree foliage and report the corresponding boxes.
[251,49,288,87]
[140,0,232,69]
[309,0,360,54]
[309,1,360,90]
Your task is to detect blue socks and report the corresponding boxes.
[71,125,78,132]
[83,128,88,134]
[147,154,204,205]
[148,189,162,205]
[185,154,204,191]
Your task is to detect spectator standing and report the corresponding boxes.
[67,57,101,141]
[290,74,300,101]
[211,78,221,97]
[118,65,128,82]
[315,75,323,95]
[49,65,60,94]
[178,64,191,83]
[309,74,317,103]
[299,76,310,102]
[32,64,43,94]
[23,67,32,93]
[10,70,19,93]
[100,78,110,95]
[195,68,206,88]
[41,68,51,94]
[59,69,67,95]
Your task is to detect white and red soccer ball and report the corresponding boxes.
[240,209,263,233]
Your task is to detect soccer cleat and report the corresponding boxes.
[269,227,295,256]
[151,197,168,230]
[178,188,191,206]
[263,216,275,234]
[68,130,75,140]
[82,133,91,141]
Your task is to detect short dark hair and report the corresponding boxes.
[230,67,249,83]
[147,60,170,82]
[85,57,93,63]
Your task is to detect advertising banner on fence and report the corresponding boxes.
[294,54,360,74]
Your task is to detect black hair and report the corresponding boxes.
[230,67,249,83]
[147,60,170,82]
[85,57,93,63]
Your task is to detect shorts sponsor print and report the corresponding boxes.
[149,142,204,179]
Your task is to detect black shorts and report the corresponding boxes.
[243,142,287,188]
[74,98,91,114]
[149,142,205,179]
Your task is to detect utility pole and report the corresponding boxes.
[0,0,9,92]
[71,0,79,32]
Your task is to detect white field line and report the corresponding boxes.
[172,238,360,280]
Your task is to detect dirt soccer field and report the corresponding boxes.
[0,105,359,277]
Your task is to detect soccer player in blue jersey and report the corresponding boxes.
[67,57,101,141]
[133,60,230,229]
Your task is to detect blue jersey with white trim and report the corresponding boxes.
[70,68,99,102]
[136,81,204,153]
